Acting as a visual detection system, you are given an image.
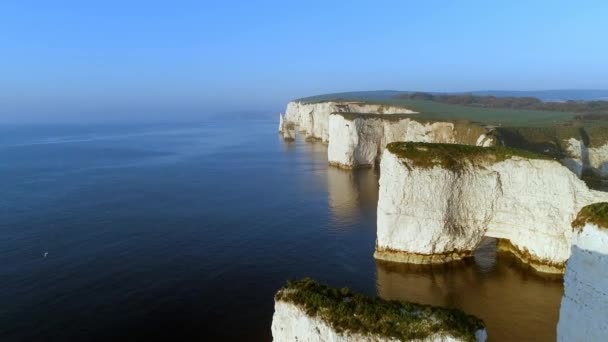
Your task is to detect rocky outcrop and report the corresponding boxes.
[281,101,490,169]
[563,137,608,178]
[272,278,487,342]
[283,101,417,142]
[375,142,608,273]
[557,203,608,341]
[278,113,284,132]
[327,113,487,168]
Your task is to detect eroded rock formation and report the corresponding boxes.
[557,203,608,341]
[327,114,487,169]
[282,100,491,168]
[272,278,487,342]
[375,142,608,273]
[283,101,417,142]
[563,137,608,178]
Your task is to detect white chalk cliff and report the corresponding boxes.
[557,205,608,341]
[563,137,608,177]
[327,114,487,168]
[375,143,608,273]
[281,100,608,180]
[273,301,396,342]
[282,101,417,143]
[272,300,487,342]
[272,279,487,342]
[281,101,492,169]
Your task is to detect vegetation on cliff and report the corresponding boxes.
[387,142,555,171]
[276,278,485,342]
[294,92,608,162]
[396,92,608,118]
[572,202,608,230]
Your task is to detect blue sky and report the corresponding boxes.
[1,0,607,122]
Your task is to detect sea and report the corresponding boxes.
[0,116,564,341]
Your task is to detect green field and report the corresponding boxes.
[382,99,576,127]
[298,93,608,171]
[307,97,575,127]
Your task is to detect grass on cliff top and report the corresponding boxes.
[386,142,556,171]
[276,278,484,342]
[332,112,421,122]
[572,203,608,230]
[302,97,576,127]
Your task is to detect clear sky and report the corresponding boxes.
[1,0,607,122]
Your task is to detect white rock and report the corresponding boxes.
[278,113,284,133]
[563,137,608,177]
[475,133,495,147]
[327,114,482,168]
[272,300,487,342]
[557,223,608,341]
[375,147,608,272]
[283,101,417,143]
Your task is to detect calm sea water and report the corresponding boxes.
[0,117,563,341]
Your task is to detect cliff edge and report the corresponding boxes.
[557,203,608,341]
[272,278,487,342]
[375,142,608,273]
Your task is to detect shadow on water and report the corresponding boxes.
[376,237,564,342]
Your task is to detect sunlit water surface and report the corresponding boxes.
[0,118,565,341]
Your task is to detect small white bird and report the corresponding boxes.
[43,252,48,258]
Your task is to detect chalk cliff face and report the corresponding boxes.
[327,114,488,168]
[272,279,487,342]
[273,301,395,342]
[375,143,608,273]
[272,301,488,342]
[283,101,417,142]
[557,204,608,341]
[563,137,608,177]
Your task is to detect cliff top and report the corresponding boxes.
[572,202,608,230]
[331,112,420,122]
[386,142,556,171]
[294,92,608,148]
[275,278,485,342]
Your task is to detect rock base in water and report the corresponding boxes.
[376,142,608,273]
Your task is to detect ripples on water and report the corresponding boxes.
[0,119,563,341]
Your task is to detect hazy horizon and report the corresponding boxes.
[2,0,608,122]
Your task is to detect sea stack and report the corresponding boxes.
[272,278,487,342]
[327,113,487,169]
[557,203,608,341]
[374,142,608,273]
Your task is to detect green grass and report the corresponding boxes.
[572,203,608,230]
[300,96,608,149]
[392,99,576,127]
[332,112,420,122]
[386,142,555,171]
[300,97,576,127]
[276,278,484,342]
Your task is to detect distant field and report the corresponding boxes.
[300,96,576,127]
[377,99,576,127]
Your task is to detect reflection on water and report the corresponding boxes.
[326,167,379,225]
[376,237,564,342]
[0,120,570,341]
[298,138,380,225]
[295,137,564,341]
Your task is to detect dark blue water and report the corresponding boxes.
[0,118,563,341]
